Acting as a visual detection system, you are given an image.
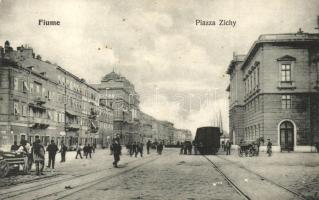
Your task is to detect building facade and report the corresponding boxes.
[227,31,319,152]
[0,41,113,150]
[93,71,140,144]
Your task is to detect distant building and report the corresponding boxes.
[0,41,113,150]
[227,31,319,152]
[93,71,140,144]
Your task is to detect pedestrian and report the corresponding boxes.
[188,143,193,155]
[183,142,187,155]
[83,144,88,158]
[75,143,83,159]
[267,139,272,157]
[180,142,184,154]
[10,141,19,152]
[128,142,134,157]
[32,138,45,176]
[92,143,96,153]
[226,140,231,155]
[146,140,151,154]
[16,140,27,154]
[111,139,121,168]
[137,142,144,157]
[157,141,163,155]
[133,142,138,157]
[46,140,59,169]
[86,144,93,159]
[60,141,67,162]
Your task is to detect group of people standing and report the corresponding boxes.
[110,138,164,168]
[75,143,95,159]
[10,136,68,176]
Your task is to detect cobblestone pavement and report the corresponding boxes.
[218,149,319,200]
[1,148,318,200]
[63,149,243,200]
[0,150,112,187]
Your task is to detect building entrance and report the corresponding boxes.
[280,121,294,151]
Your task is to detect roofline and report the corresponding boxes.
[240,32,319,70]
[56,66,98,92]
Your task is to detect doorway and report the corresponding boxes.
[280,121,294,151]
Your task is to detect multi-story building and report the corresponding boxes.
[0,41,113,150]
[93,71,140,144]
[227,31,319,152]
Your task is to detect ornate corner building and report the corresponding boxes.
[227,31,319,152]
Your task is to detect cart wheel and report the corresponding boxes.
[0,160,9,178]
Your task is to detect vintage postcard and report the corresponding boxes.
[0,0,318,199]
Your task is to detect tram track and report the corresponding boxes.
[0,154,161,200]
[202,155,251,200]
[216,155,307,200]
[0,152,167,200]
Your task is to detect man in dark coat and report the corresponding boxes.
[85,144,93,159]
[226,140,231,155]
[111,139,122,167]
[47,140,59,169]
[60,141,67,162]
[132,142,138,157]
[157,141,163,155]
[10,141,19,152]
[32,138,45,175]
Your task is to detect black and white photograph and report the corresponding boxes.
[0,0,318,199]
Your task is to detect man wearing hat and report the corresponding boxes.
[46,140,59,169]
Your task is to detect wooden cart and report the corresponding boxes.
[0,151,30,178]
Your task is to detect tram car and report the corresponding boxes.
[195,126,221,155]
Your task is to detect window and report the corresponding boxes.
[282,95,291,109]
[14,78,19,91]
[22,81,28,93]
[29,107,34,117]
[30,83,34,94]
[281,64,291,82]
[22,105,27,116]
[14,102,19,115]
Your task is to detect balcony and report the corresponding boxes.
[33,96,46,105]
[29,103,46,111]
[65,122,80,131]
[277,81,296,90]
[29,117,50,129]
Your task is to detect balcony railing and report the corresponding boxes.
[34,96,46,104]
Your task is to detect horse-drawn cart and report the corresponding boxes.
[0,151,30,178]
[238,137,264,157]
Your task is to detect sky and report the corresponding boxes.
[0,0,318,136]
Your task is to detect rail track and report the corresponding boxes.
[202,154,307,200]
[202,155,251,200]
[216,155,307,200]
[0,154,163,200]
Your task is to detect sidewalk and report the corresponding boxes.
[217,149,319,199]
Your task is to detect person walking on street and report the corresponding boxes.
[111,139,122,168]
[76,143,83,159]
[32,138,45,176]
[226,141,231,155]
[86,144,93,159]
[60,141,67,162]
[133,142,138,157]
[46,140,59,169]
[83,144,88,158]
[267,139,272,157]
[157,141,163,155]
[146,140,151,154]
[137,142,144,157]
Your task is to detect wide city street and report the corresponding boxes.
[0,148,318,200]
